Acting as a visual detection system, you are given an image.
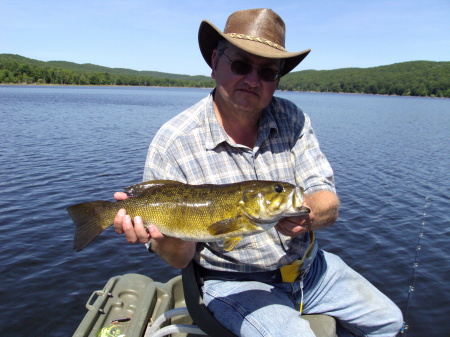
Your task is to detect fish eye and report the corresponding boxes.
[274,184,283,193]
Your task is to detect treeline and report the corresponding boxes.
[1,54,449,97]
[0,54,215,88]
[279,61,450,98]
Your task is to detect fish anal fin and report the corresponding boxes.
[223,237,243,251]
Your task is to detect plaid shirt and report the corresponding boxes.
[143,92,335,272]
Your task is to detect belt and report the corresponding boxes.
[202,267,283,283]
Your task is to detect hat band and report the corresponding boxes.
[226,33,287,52]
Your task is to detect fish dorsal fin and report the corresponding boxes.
[123,180,183,197]
[223,237,243,251]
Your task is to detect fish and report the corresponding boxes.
[67,179,310,252]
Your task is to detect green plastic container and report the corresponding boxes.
[73,273,174,337]
[73,272,336,337]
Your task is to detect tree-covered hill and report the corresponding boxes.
[1,54,449,97]
[0,54,215,87]
[280,61,450,97]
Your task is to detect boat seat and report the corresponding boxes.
[181,260,337,337]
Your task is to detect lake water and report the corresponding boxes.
[0,85,449,337]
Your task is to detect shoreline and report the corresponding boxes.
[1,82,447,99]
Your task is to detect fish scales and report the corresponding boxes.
[114,183,243,237]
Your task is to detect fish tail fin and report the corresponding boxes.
[67,200,114,252]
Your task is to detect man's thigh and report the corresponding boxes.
[202,279,315,336]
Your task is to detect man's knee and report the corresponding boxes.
[363,299,403,336]
[382,302,403,335]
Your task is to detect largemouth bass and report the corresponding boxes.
[68,180,310,252]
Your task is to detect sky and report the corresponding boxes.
[1,0,449,76]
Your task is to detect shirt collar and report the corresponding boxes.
[204,91,229,150]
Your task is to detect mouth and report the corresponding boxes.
[236,88,259,96]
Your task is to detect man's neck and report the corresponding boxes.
[213,100,261,148]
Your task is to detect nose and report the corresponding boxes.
[243,67,262,87]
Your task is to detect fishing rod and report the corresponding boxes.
[400,196,428,335]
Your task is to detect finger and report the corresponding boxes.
[122,214,138,243]
[277,218,309,237]
[285,216,312,230]
[134,216,150,244]
[147,224,164,241]
[286,215,309,224]
[113,208,127,233]
[114,192,129,201]
[275,223,289,236]
[276,219,296,236]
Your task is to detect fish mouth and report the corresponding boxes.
[286,187,310,215]
[297,206,311,214]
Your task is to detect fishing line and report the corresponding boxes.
[400,196,429,335]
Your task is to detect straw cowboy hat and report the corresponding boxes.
[198,8,311,77]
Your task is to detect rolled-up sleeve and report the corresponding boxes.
[292,113,336,194]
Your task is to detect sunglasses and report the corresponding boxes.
[222,52,281,82]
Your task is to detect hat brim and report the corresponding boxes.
[198,20,311,77]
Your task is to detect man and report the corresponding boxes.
[114,8,403,336]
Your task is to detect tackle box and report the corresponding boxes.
[73,273,186,337]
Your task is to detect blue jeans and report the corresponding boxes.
[202,250,403,336]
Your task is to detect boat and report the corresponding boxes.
[73,261,337,337]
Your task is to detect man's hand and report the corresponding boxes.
[113,192,158,244]
[276,215,312,237]
[276,200,314,237]
[112,191,195,269]
[276,190,339,236]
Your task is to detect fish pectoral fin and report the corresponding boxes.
[208,217,262,237]
[223,237,243,251]
[208,218,244,235]
[123,180,183,197]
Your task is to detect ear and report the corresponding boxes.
[211,49,219,79]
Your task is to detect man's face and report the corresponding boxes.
[211,44,281,116]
